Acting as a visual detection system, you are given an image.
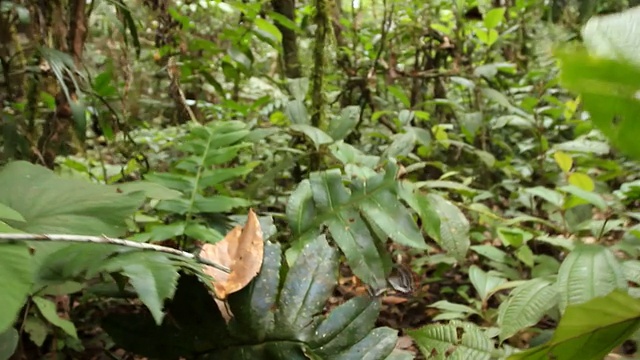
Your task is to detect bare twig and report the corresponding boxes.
[0,233,230,273]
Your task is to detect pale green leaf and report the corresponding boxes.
[0,243,33,333]
[559,185,607,210]
[409,321,494,360]
[290,124,334,149]
[509,290,640,360]
[469,265,507,302]
[285,100,309,124]
[553,151,573,173]
[254,18,282,43]
[32,296,78,338]
[556,244,627,313]
[484,7,506,29]
[427,194,470,261]
[568,172,595,192]
[0,203,24,223]
[524,186,565,207]
[327,106,359,141]
[498,278,558,341]
[358,189,427,250]
[286,180,317,235]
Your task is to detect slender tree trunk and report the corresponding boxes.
[35,0,89,168]
[272,0,302,78]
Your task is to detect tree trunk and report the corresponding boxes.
[272,0,302,78]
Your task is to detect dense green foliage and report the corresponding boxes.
[3,0,640,359]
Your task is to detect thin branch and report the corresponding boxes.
[0,233,230,273]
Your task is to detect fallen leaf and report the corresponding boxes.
[199,209,264,300]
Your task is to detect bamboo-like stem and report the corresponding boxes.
[0,233,230,273]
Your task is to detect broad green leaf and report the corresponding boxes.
[326,211,387,288]
[508,290,640,360]
[398,184,440,241]
[194,196,252,213]
[333,327,398,360]
[0,327,18,360]
[310,296,382,355]
[290,124,334,149]
[490,114,534,129]
[0,161,144,236]
[184,223,224,243]
[387,86,410,108]
[481,87,512,108]
[32,296,78,338]
[0,243,33,333]
[0,203,24,223]
[427,194,470,261]
[148,222,186,242]
[97,252,180,325]
[496,227,533,248]
[555,48,640,160]
[581,6,640,67]
[286,78,309,102]
[382,132,416,158]
[203,144,252,166]
[23,316,47,346]
[568,172,595,192]
[309,170,387,288]
[357,187,427,250]
[0,221,21,233]
[553,151,573,173]
[286,180,317,235]
[37,281,84,296]
[524,186,564,207]
[144,172,195,193]
[228,47,251,71]
[469,265,507,302]
[327,106,359,141]
[330,141,379,167]
[498,278,558,341]
[623,260,640,284]
[111,181,182,200]
[408,321,494,360]
[559,185,607,210]
[470,245,511,264]
[228,242,282,342]
[556,244,627,313]
[286,99,309,124]
[275,235,338,341]
[515,245,534,267]
[254,18,282,43]
[553,139,610,155]
[483,7,506,29]
[285,230,321,267]
[199,165,258,188]
[36,243,117,284]
[429,300,480,316]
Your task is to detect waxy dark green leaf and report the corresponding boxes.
[286,180,317,235]
[275,235,338,341]
[310,296,381,355]
[228,242,282,342]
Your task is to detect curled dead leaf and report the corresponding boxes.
[199,209,264,300]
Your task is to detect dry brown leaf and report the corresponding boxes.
[199,209,264,300]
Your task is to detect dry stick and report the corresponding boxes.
[0,233,230,273]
